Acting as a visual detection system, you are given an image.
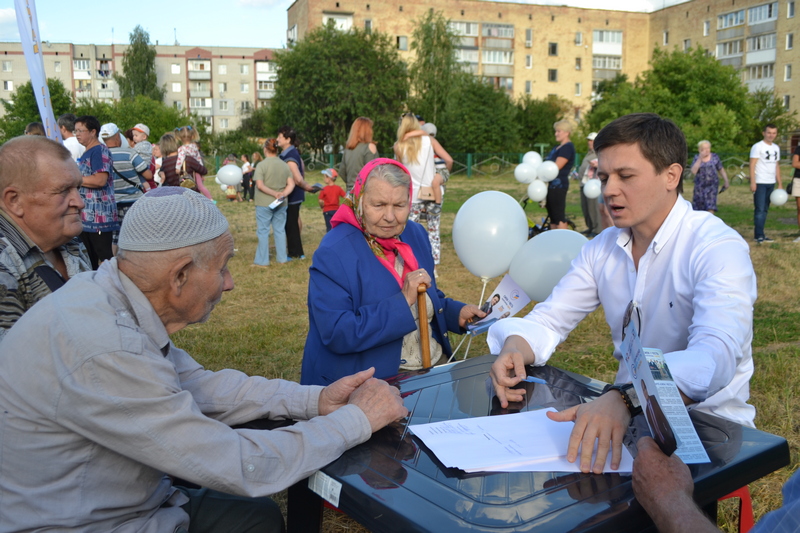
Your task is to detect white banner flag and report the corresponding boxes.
[14,0,62,142]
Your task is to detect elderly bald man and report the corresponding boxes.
[0,187,408,532]
[0,136,91,340]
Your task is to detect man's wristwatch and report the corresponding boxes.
[603,383,643,417]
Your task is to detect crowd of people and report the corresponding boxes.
[1,110,799,532]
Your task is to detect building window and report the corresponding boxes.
[575,57,582,70]
[525,80,532,94]
[789,1,796,17]
[449,21,478,36]
[54,61,61,72]
[747,33,776,51]
[525,55,532,68]
[575,82,582,96]
[785,64,792,81]
[784,94,791,108]
[322,14,353,30]
[73,59,90,70]
[240,83,249,93]
[240,64,249,75]
[703,20,710,36]
[482,50,513,65]
[241,101,252,112]
[258,81,274,90]
[219,100,229,111]
[219,82,227,93]
[172,82,181,93]
[548,42,558,56]
[748,2,778,24]
[718,10,745,29]
[592,30,623,43]
[1,61,11,72]
[684,39,691,51]
[592,55,622,69]
[575,32,583,45]
[787,33,794,50]
[215,64,225,75]
[365,19,372,33]
[173,101,183,110]
[455,49,479,63]
[744,63,775,80]
[3,80,13,91]
[171,63,180,74]
[189,97,210,107]
[717,40,743,57]
[287,25,298,43]
[482,23,514,38]
[548,69,558,82]
[397,36,408,50]
[220,119,229,129]
[663,31,669,45]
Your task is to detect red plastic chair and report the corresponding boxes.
[718,486,754,533]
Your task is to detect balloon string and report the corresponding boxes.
[450,276,490,363]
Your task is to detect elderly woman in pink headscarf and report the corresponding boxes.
[300,158,484,386]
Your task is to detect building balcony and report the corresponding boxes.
[75,89,91,99]
[191,108,212,116]
[749,20,777,35]
[258,89,275,100]
[190,89,211,98]
[97,89,114,99]
[483,38,513,49]
[717,27,745,41]
[188,70,211,81]
[482,64,513,76]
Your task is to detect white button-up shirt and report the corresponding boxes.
[488,197,756,427]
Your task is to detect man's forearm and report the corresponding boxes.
[646,493,720,533]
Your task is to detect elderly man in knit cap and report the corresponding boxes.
[0,187,407,532]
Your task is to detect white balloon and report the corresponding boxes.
[583,178,602,199]
[452,191,529,279]
[220,184,228,192]
[523,151,543,168]
[527,180,547,202]
[514,163,537,184]
[771,188,789,206]
[537,161,559,182]
[217,164,243,186]
[215,176,222,185]
[509,230,589,302]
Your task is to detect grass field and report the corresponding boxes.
[180,170,800,532]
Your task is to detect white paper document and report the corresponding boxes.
[409,408,633,473]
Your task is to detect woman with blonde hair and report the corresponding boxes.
[393,114,452,265]
[543,119,576,230]
[339,117,378,191]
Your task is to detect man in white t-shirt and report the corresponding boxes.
[750,123,782,243]
[57,113,85,162]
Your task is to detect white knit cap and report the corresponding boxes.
[118,187,229,251]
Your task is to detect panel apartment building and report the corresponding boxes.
[287,0,799,124]
[0,42,279,132]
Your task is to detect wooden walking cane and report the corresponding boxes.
[417,284,432,368]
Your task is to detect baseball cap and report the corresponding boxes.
[421,123,437,137]
[321,168,339,179]
[133,123,150,137]
[587,132,598,140]
[99,123,119,139]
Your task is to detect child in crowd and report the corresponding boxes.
[132,123,153,161]
[176,125,212,200]
[318,168,344,232]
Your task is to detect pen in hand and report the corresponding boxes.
[522,376,547,385]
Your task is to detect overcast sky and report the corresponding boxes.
[0,0,691,50]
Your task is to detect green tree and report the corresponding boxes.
[408,11,460,126]
[515,95,571,152]
[436,76,519,153]
[748,88,799,144]
[0,78,73,142]
[204,130,261,161]
[586,47,752,153]
[239,105,271,137]
[115,25,166,102]
[73,95,189,143]
[268,23,408,152]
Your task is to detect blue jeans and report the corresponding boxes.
[255,203,288,265]
[753,183,774,239]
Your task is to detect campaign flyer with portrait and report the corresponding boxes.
[467,275,531,335]
[620,303,710,463]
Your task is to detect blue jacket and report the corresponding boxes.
[301,221,465,385]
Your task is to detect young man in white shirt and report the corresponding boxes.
[57,113,85,162]
[750,123,782,243]
[488,113,756,475]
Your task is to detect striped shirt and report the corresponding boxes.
[109,146,148,205]
[0,211,91,341]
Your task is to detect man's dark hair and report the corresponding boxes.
[593,113,687,194]
[277,125,298,147]
[764,123,777,131]
[57,113,77,132]
[74,115,101,136]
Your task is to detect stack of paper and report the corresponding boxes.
[409,408,633,473]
